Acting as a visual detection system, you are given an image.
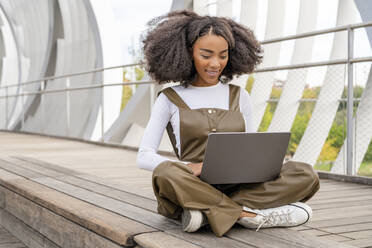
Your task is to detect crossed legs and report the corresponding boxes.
[152,160,320,237]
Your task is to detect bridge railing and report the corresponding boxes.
[1,21,372,177]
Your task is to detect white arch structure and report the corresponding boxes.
[332,0,372,174]
[250,0,286,131]
[1,0,372,174]
[268,0,318,133]
[293,0,359,166]
[0,0,103,139]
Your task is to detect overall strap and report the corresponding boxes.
[160,87,191,109]
[229,84,241,111]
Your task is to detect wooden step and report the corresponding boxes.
[0,156,358,248]
[0,167,154,247]
[0,224,27,248]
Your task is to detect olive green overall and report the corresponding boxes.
[152,85,320,237]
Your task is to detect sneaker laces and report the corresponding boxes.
[255,208,294,232]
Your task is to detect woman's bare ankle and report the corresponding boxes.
[239,210,257,219]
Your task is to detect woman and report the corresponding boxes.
[137,10,320,237]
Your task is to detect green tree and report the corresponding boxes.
[362,141,372,162]
[120,67,145,112]
[258,104,274,132]
[245,74,254,93]
[288,112,311,155]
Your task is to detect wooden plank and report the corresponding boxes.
[289,226,313,231]
[0,235,20,244]
[0,168,154,246]
[226,226,308,248]
[0,159,45,179]
[134,232,202,248]
[2,136,370,248]
[321,223,372,234]
[7,157,159,212]
[316,188,372,195]
[14,156,157,200]
[34,177,180,230]
[60,175,158,212]
[0,208,60,248]
[0,186,124,248]
[318,179,339,184]
[311,207,372,222]
[341,230,372,239]
[316,184,372,192]
[10,157,83,177]
[318,184,372,192]
[63,175,157,210]
[307,195,372,207]
[0,243,26,248]
[310,188,372,201]
[318,171,372,186]
[310,200,372,211]
[2,157,155,209]
[11,157,364,247]
[318,234,353,242]
[298,229,330,236]
[306,215,372,229]
[259,228,356,248]
[342,237,372,248]
[0,157,179,230]
[0,232,12,239]
[165,229,256,248]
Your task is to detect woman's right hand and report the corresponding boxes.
[187,162,203,176]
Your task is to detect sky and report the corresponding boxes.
[107,0,372,86]
[109,0,172,64]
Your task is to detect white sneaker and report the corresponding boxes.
[237,202,312,231]
[182,209,208,232]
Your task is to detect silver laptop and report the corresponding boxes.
[200,132,291,184]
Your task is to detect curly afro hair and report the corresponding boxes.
[142,10,263,87]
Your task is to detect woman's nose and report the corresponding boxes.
[209,57,220,69]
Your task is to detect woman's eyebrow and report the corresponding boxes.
[200,48,228,53]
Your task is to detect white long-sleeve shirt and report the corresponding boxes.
[137,82,254,171]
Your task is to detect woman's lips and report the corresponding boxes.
[206,70,219,77]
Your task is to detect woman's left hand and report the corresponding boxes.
[187,162,203,176]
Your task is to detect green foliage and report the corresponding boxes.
[258,104,274,132]
[327,121,345,149]
[120,66,145,112]
[341,85,364,98]
[358,162,372,177]
[288,111,311,155]
[246,74,254,94]
[314,163,332,171]
[318,139,339,162]
[121,70,133,112]
[270,87,282,99]
[135,67,145,81]
[248,77,371,169]
[362,141,372,163]
[302,86,320,99]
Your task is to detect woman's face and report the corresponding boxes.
[192,33,228,87]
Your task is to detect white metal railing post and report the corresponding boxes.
[66,78,70,137]
[346,27,355,175]
[40,80,45,133]
[5,86,8,129]
[101,81,104,143]
[21,86,24,130]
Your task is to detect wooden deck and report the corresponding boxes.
[0,131,371,248]
[0,225,27,248]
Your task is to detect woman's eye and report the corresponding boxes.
[220,56,227,59]
[201,55,210,59]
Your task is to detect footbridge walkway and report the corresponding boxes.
[0,131,371,248]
